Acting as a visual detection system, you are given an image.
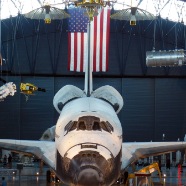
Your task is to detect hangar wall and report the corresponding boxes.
[0,76,186,142]
[1,16,186,142]
[1,16,186,77]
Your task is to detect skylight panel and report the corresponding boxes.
[0,0,186,25]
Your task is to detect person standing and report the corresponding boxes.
[3,155,7,168]
[179,158,183,172]
[1,177,7,186]
[166,157,171,169]
[8,154,12,169]
[158,158,162,173]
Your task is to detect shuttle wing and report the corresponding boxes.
[1,140,185,174]
[121,142,186,169]
[0,139,55,169]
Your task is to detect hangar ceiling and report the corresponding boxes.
[1,0,186,23]
[1,0,186,77]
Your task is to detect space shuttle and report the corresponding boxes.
[1,56,186,186]
[1,18,186,186]
[2,72,186,186]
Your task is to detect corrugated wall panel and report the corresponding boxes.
[34,36,53,74]
[2,18,186,77]
[11,39,31,74]
[121,78,155,142]
[20,77,54,140]
[93,77,122,92]
[155,79,186,141]
[0,76,186,142]
[0,77,21,139]
[55,33,69,75]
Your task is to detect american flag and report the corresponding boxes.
[68,8,110,72]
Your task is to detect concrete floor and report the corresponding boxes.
[0,163,186,185]
[134,165,186,186]
[151,167,186,186]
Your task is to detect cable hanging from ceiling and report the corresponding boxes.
[145,0,186,68]
[184,22,186,50]
[175,22,178,50]
[146,19,186,68]
[174,0,184,23]
[152,16,157,51]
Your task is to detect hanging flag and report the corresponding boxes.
[68,8,110,72]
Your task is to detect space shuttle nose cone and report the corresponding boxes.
[69,150,108,185]
[61,145,122,185]
[77,168,104,186]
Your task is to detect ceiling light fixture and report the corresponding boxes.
[24,4,70,24]
[110,6,155,25]
[24,0,116,23]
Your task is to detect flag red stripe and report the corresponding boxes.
[80,33,84,72]
[74,33,77,71]
[106,9,110,71]
[93,17,97,72]
[68,32,71,71]
[99,10,104,72]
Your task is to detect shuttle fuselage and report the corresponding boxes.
[55,95,123,185]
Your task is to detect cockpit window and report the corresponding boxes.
[100,121,114,133]
[69,121,77,131]
[106,121,114,132]
[100,121,109,132]
[64,117,114,134]
[78,121,86,130]
[64,121,78,136]
[93,121,101,131]
[64,121,73,132]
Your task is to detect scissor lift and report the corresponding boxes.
[125,162,163,186]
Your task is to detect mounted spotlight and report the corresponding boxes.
[44,5,52,24]
[24,4,70,24]
[130,15,136,26]
[110,7,155,25]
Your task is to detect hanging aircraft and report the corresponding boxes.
[20,83,46,95]
[0,78,16,101]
